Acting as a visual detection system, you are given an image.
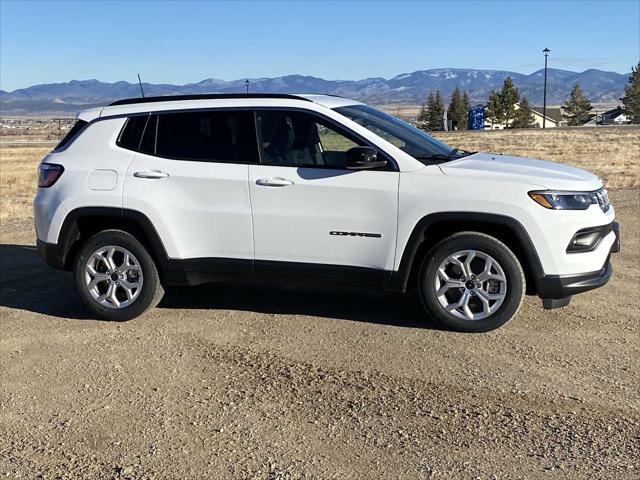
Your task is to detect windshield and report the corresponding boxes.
[335,104,467,163]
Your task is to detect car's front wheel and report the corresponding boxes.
[418,232,525,333]
[73,229,164,321]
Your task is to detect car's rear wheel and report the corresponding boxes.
[73,230,163,321]
[418,232,525,332]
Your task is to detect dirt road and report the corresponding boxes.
[1,190,638,479]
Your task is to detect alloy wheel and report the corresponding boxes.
[434,249,507,320]
[84,245,144,309]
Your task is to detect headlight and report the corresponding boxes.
[529,188,610,212]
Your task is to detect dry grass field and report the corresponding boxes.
[0,145,50,222]
[432,126,640,190]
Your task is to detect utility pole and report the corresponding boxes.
[542,48,550,129]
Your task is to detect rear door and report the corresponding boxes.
[248,109,399,274]
[122,109,259,261]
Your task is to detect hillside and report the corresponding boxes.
[0,68,629,115]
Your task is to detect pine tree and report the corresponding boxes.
[433,91,445,130]
[416,93,430,130]
[500,77,520,127]
[419,91,435,131]
[484,78,521,128]
[424,90,444,130]
[513,96,536,128]
[462,91,471,130]
[621,61,640,124]
[563,84,592,126]
[485,90,502,128]
[447,87,468,130]
[416,103,427,123]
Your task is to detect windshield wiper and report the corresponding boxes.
[449,148,476,157]
[412,153,458,161]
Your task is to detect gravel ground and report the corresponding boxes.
[1,190,639,479]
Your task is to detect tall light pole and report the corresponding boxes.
[245,79,250,94]
[542,48,550,129]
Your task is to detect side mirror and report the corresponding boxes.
[344,146,387,170]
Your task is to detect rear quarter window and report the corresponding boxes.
[117,115,149,151]
[139,115,157,155]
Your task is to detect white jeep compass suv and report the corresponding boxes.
[34,94,619,332]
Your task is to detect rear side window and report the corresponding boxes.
[117,115,148,151]
[54,119,87,151]
[154,110,259,163]
[139,114,157,155]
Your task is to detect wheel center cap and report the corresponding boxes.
[110,272,119,281]
[465,280,475,290]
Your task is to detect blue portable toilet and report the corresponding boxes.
[467,105,485,130]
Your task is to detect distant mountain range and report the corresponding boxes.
[0,68,630,115]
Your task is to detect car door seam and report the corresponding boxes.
[247,164,257,270]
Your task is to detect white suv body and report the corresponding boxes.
[34,94,619,332]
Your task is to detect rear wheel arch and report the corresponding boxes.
[396,212,543,294]
[56,207,168,273]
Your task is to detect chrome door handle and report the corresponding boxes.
[134,170,169,179]
[256,177,294,187]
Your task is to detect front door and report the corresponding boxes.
[249,110,399,275]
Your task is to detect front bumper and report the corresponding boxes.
[538,259,613,300]
[537,221,619,308]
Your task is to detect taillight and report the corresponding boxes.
[38,163,64,188]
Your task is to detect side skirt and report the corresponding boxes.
[163,258,400,291]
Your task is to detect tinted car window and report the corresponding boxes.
[117,115,148,151]
[54,119,87,151]
[256,111,363,168]
[139,114,157,155]
[335,104,459,163]
[155,110,258,163]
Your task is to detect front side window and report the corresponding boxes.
[335,104,468,163]
[145,110,259,163]
[256,110,365,168]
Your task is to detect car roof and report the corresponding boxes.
[108,93,311,106]
[297,94,363,109]
[78,93,362,121]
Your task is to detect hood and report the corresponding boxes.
[439,152,602,190]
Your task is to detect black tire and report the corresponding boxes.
[73,229,164,321]
[418,232,525,333]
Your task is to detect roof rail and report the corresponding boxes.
[108,93,313,106]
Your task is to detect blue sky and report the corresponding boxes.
[1,0,638,91]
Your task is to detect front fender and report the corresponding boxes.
[391,211,544,294]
